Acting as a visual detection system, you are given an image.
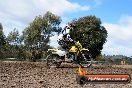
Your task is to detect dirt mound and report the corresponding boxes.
[0,61,132,88]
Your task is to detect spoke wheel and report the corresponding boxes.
[46,54,61,68]
[79,51,93,68]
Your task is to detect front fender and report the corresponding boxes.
[47,49,65,57]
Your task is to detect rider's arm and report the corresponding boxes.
[62,27,66,34]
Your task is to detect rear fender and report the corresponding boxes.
[81,48,89,51]
[48,49,65,57]
[47,49,57,54]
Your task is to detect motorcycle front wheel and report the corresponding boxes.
[77,51,93,68]
[46,54,61,68]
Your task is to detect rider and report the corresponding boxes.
[57,23,92,67]
[57,23,75,50]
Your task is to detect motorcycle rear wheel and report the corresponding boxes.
[46,54,61,68]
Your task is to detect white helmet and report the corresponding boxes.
[57,34,63,41]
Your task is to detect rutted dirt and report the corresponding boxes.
[0,61,132,88]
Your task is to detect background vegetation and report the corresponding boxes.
[0,11,115,62]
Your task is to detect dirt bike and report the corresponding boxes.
[46,41,93,68]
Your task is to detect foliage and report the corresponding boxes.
[0,23,10,59]
[96,54,105,61]
[22,11,62,61]
[23,11,61,50]
[70,16,108,59]
[0,13,108,61]
[0,23,6,46]
[7,28,21,45]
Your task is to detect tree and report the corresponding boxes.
[0,23,6,46]
[22,11,62,61]
[7,28,21,45]
[23,11,61,50]
[5,28,21,58]
[0,23,8,59]
[96,54,105,61]
[70,16,108,59]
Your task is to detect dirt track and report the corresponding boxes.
[0,61,132,88]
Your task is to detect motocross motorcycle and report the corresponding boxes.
[46,41,93,68]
